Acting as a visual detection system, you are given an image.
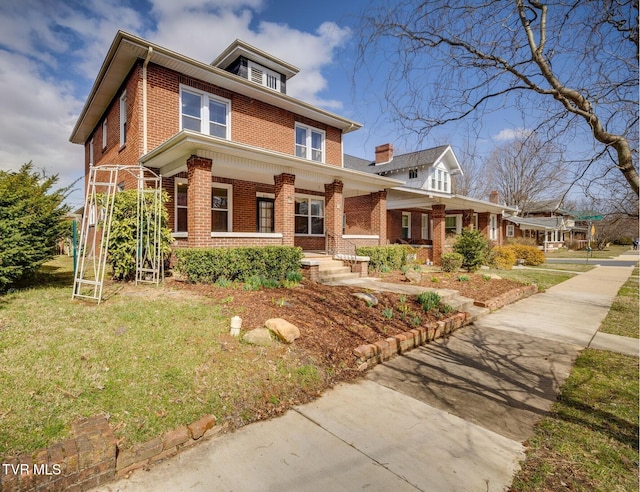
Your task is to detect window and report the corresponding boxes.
[248,61,281,91]
[295,124,324,162]
[409,168,418,179]
[211,185,232,232]
[421,214,429,240]
[102,119,107,149]
[429,164,450,192]
[119,90,127,147]
[117,181,125,192]
[506,224,514,237]
[175,180,188,232]
[402,212,411,239]
[445,215,461,236]
[295,196,324,235]
[180,86,230,139]
[489,214,498,241]
[89,138,94,165]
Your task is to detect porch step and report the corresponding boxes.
[302,253,363,283]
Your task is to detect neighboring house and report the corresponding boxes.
[503,198,588,250]
[69,31,400,256]
[344,144,518,262]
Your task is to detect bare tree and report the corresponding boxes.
[486,134,568,212]
[357,0,639,196]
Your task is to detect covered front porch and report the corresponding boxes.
[139,131,401,253]
[384,187,518,264]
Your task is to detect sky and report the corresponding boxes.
[0,0,540,210]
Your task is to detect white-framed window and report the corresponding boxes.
[409,168,418,180]
[445,214,462,236]
[489,214,498,241]
[295,123,325,162]
[248,61,281,91]
[506,224,515,238]
[429,163,450,192]
[102,119,107,149]
[421,213,429,240]
[295,195,324,235]
[89,138,94,165]
[402,212,411,239]
[211,183,232,232]
[180,85,230,139]
[119,90,127,147]
[175,178,188,233]
[473,213,479,230]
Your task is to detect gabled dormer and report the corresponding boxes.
[211,39,299,94]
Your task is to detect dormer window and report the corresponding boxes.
[428,163,450,192]
[248,61,281,92]
[409,168,418,179]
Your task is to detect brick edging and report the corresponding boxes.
[352,284,538,370]
[0,415,220,492]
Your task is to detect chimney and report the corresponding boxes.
[489,190,500,204]
[375,143,393,165]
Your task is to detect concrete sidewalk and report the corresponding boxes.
[93,259,636,492]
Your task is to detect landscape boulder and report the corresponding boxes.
[242,328,274,346]
[405,268,422,283]
[352,292,379,306]
[265,318,301,343]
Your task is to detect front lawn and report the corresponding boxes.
[545,244,631,259]
[599,267,639,339]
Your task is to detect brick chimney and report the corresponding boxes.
[375,143,393,165]
[489,190,500,204]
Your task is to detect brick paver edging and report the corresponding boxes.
[352,284,537,370]
[0,414,219,492]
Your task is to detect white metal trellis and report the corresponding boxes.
[72,164,163,303]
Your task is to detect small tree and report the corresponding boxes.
[0,163,70,290]
[453,228,489,272]
[106,190,172,281]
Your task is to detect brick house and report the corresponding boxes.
[69,31,399,256]
[345,144,518,263]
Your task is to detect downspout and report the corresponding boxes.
[142,47,153,155]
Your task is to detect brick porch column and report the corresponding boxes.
[477,212,490,240]
[274,173,295,246]
[187,155,212,248]
[371,190,387,245]
[325,180,344,253]
[432,204,446,265]
[462,209,474,230]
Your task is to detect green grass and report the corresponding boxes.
[599,267,639,338]
[545,244,631,259]
[484,268,576,291]
[0,257,324,458]
[511,349,639,491]
[527,263,595,273]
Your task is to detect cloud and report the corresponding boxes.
[492,127,533,141]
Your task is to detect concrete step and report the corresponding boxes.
[318,266,352,276]
[318,271,362,283]
[318,261,348,271]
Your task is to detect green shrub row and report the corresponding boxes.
[174,246,303,283]
[356,245,416,271]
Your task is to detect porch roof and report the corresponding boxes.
[139,130,403,197]
[386,187,519,214]
[505,215,565,231]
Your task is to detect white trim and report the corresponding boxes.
[506,224,515,237]
[421,213,429,240]
[445,214,462,235]
[102,118,107,149]
[172,232,187,238]
[489,213,498,241]
[211,232,283,238]
[179,84,231,139]
[248,60,281,92]
[89,138,94,165]
[342,235,380,239]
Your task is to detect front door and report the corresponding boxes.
[257,198,274,233]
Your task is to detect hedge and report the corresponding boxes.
[488,246,516,270]
[440,252,464,272]
[174,246,303,283]
[355,245,416,271]
[505,244,546,266]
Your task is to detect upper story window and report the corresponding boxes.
[409,168,418,179]
[248,61,281,92]
[295,123,324,162]
[428,163,450,193]
[102,119,107,149]
[180,85,230,139]
[119,91,127,147]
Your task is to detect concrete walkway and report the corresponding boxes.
[93,256,636,492]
